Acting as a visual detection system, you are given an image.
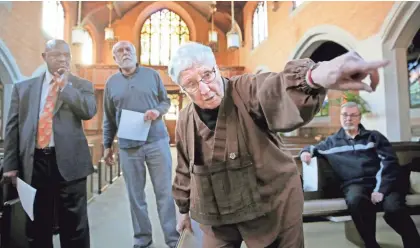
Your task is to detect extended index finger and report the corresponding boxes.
[369,70,380,91]
[361,60,390,72]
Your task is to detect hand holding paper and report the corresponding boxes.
[144,109,160,121]
[117,109,151,141]
[16,178,37,221]
[302,158,319,192]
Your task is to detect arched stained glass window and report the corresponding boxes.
[252,1,268,49]
[140,9,190,66]
[42,1,65,39]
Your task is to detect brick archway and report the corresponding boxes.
[0,39,23,85]
[289,24,358,60]
[0,39,24,138]
[379,1,420,141]
[288,25,357,128]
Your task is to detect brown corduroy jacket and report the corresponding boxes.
[172,58,327,246]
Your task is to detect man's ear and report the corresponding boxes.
[42,53,47,62]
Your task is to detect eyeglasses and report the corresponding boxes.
[341,113,360,119]
[45,51,71,60]
[114,46,135,55]
[180,67,217,93]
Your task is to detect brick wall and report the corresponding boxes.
[0,2,48,77]
[239,1,394,73]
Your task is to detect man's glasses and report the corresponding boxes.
[180,67,217,93]
[341,113,360,119]
[45,51,71,60]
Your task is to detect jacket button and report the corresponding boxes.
[229,153,237,160]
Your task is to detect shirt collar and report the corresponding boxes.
[44,70,54,84]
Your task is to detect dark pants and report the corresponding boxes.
[26,148,90,248]
[343,184,420,248]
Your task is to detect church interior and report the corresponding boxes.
[1,1,420,247]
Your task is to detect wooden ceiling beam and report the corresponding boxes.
[113,2,122,19]
[215,2,244,34]
[81,4,106,27]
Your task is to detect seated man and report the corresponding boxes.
[300,102,420,248]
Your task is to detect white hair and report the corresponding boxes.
[341,101,361,113]
[112,41,136,55]
[168,42,216,85]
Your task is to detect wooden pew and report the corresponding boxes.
[280,135,321,157]
[281,136,319,144]
[87,144,94,202]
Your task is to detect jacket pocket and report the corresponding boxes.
[191,155,261,216]
[190,162,219,216]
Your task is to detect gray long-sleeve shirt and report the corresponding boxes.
[103,66,171,149]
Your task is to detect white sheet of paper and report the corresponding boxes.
[302,157,319,192]
[117,109,151,141]
[176,218,203,248]
[16,178,37,221]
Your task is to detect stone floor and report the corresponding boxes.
[52,148,420,248]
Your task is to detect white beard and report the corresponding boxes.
[117,58,137,69]
[343,125,357,131]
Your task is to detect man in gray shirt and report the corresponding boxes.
[103,41,179,248]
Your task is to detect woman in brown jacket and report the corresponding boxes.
[168,42,388,248]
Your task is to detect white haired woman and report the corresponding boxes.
[169,42,388,247]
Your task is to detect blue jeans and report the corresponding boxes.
[119,138,179,247]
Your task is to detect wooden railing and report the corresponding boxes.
[75,64,246,91]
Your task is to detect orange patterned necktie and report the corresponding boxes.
[37,80,59,148]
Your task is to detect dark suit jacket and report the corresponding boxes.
[3,73,97,184]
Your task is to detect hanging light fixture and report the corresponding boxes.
[226,0,240,50]
[104,2,115,41]
[208,3,218,44]
[71,1,85,45]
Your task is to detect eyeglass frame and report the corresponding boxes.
[340,113,361,119]
[43,51,72,60]
[179,67,217,93]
